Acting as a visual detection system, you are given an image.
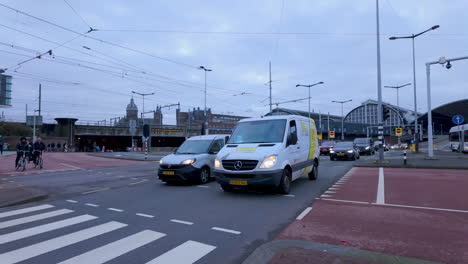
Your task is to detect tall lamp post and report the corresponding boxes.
[389,25,440,144]
[332,99,352,140]
[384,83,411,146]
[131,91,154,124]
[199,66,212,135]
[296,82,324,119]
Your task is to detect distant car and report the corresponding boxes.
[158,134,229,184]
[320,141,336,155]
[353,138,375,155]
[330,142,360,161]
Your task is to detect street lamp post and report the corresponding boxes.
[389,25,440,146]
[296,82,324,119]
[199,66,212,135]
[332,99,352,140]
[131,91,155,125]
[384,83,411,146]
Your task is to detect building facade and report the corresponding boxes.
[344,99,415,127]
[176,107,247,134]
[0,74,12,107]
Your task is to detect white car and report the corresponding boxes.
[214,115,319,194]
[158,135,229,184]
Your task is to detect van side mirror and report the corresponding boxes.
[173,147,178,153]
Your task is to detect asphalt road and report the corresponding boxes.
[0,154,380,264]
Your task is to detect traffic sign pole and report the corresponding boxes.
[452,115,464,152]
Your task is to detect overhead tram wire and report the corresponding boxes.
[62,0,94,32]
[0,3,199,69]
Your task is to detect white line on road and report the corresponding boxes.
[129,179,148,185]
[82,188,110,195]
[136,213,154,218]
[329,188,339,190]
[376,167,385,204]
[0,209,73,229]
[320,194,332,198]
[325,191,336,194]
[321,198,370,205]
[145,240,216,264]
[0,221,127,264]
[59,163,82,170]
[108,208,124,212]
[283,194,295,197]
[371,203,468,214]
[130,177,138,180]
[66,200,78,203]
[85,203,99,207]
[58,230,166,264]
[170,219,194,225]
[196,185,210,188]
[211,227,241,235]
[0,204,54,219]
[296,207,313,220]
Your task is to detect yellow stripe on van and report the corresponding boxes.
[236,147,257,152]
[303,119,317,176]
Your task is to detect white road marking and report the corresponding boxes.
[85,203,99,207]
[211,227,241,235]
[131,177,138,180]
[0,204,54,219]
[329,188,339,190]
[325,191,336,194]
[170,219,194,225]
[108,208,124,212]
[321,198,370,205]
[283,194,295,197]
[0,209,73,229]
[296,207,313,220]
[372,203,468,214]
[59,163,81,170]
[136,213,154,218]
[146,240,216,264]
[320,194,332,198]
[0,221,127,264]
[197,185,210,188]
[376,167,385,204]
[0,215,97,244]
[66,200,78,203]
[58,230,165,264]
[129,179,148,185]
[82,188,110,194]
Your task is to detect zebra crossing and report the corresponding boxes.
[0,204,216,264]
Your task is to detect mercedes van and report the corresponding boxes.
[158,134,229,184]
[214,115,319,194]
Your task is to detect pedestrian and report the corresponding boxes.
[51,142,55,152]
[47,143,51,152]
[57,143,61,152]
[0,135,4,155]
[63,142,68,152]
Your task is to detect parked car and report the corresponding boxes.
[353,138,375,155]
[158,134,229,184]
[320,141,336,155]
[330,142,360,161]
[214,115,319,194]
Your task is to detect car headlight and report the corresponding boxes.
[214,159,221,168]
[347,150,354,153]
[259,155,277,169]
[330,150,335,153]
[159,159,164,164]
[181,159,196,165]
[365,146,370,150]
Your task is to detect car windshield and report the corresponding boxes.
[229,119,286,144]
[335,142,354,148]
[176,140,212,154]
[321,141,336,147]
[354,138,369,144]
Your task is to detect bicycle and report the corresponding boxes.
[34,151,44,169]
[15,151,29,172]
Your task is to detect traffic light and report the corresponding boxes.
[143,124,150,138]
[382,105,390,121]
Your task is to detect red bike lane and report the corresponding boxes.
[277,167,468,264]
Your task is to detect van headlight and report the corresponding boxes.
[181,159,196,165]
[159,159,164,164]
[330,150,335,153]
[365,146,370,149]
[214,159,221,168]
[259,155,277,169]
[347,150,354,153]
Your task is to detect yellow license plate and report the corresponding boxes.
[163,171,175,175]
[338,153,346,156]
[230,180,247,186]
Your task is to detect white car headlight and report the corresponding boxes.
[365,146,370,149]
[330,150,335,153]
[347,150,354,153]
[181,159,196,165]
[214,159,221,168]
[159,159,164,164]
[259,155,277,169]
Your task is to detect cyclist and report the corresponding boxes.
[33,137,46,165]
[15,137,29,167]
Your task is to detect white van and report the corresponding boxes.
[158,135,229,184]
[214,115,319,194]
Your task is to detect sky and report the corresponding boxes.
[1,0,467,125]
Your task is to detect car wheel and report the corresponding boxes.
[278,169,292,194]
[308,163,318,181]
[357,155,360,160]
[199,167,209,184]
[221,185,233,192]
[330,157,334,161]
[351,155,356,161]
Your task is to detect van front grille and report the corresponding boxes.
[222,160,258,171]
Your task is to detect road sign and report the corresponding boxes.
[452,115,464,125]
[329,131,335,139]
[395,127,403,136]
[129,120,137,135]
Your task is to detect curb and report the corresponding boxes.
[242,240,441,264]
[86,153,160,161]
[0,190,49,208]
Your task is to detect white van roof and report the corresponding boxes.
[238,115,312,123]
[187,134,230,141]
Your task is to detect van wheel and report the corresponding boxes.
[221,185,233,192]
[199,167,209,184]
[278,169,291,194]
[308,164,318,181]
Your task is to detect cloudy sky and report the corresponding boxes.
[1,0,467,125]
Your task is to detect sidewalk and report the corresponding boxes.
[0,182,49,208]
[88,152,163,161]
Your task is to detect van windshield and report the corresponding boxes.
[176,140,212,154]
[229,119,286,144]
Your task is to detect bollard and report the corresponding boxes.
[144,138,148,160]
[403,149,407,165]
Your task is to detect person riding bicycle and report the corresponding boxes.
[15,137,29,167]
[33,137,46,165]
